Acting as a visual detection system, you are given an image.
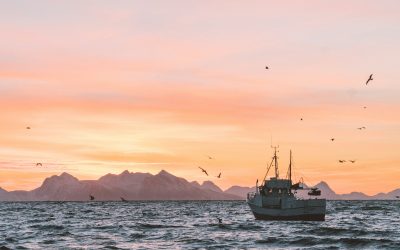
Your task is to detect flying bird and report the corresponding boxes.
[357,127,366,130]
[300,118,303,121]
[198,166,208,176]
[89,195,95,201]
[26,126,31,130]
[349,160,356,163]
[36,163,42,167]
[363,106,367,109]
[120,197,127,202]
[206,155,213,160]
[216,173,221,178]
[265,66,269,69]
[396,196,399,199]
[331,138,335,141]
[339,160,346,163]
[366,74,373,85]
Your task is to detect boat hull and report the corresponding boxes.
[247,198,326,221]
[252,211,325,221]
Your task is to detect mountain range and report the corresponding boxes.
[0,170,399,201]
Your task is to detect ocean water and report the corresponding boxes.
[0,200,399,249]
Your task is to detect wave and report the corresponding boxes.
[0,200,399,249]
[29,224,65,230]
[136,223,183,229]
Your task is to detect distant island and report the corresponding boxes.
[0,170,399,201]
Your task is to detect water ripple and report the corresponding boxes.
[0,200,399,249]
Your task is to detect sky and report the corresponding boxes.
[1,0,400,195]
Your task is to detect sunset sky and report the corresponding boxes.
[1,1,400,195]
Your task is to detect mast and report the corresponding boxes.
[272,146,279,178]
[262,145,280,182]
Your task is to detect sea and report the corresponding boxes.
[0,200,399,249]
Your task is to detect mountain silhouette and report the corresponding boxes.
[0,171,399,201]
[0,170,240,201]
[225,185,256,198]
[200,181,223,193]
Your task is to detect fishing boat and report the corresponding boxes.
[247,147,326,221]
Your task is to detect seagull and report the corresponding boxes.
[357,127,366,130]
[366,74,373,85]
[36,163,42,167]
[216,173,221,178]
[339,160,346,163]
[90,195,95,201]
[349,160,356,163]
[216,217,222,224]
[331,138,335,141]
[198,166,208,176]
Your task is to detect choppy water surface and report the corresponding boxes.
[0,200,399,249]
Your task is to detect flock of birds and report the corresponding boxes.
[265,68,400,199]
[265,67,373,162]
[198,155,222,179]
[198,156,224,223]
[295,70,374,164]
[334,74,372,163]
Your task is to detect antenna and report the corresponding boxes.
[271,145,279,178]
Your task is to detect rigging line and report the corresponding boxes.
[263,157,274,182]
[286,151,292,180]
[285,167,289,179]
